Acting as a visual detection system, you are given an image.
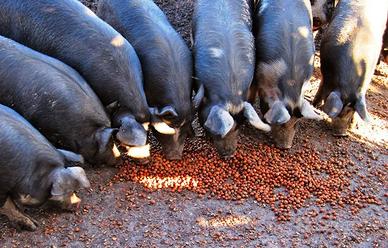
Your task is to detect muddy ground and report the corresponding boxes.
[0,0,387,247]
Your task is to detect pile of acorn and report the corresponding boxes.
[112,133,383,221]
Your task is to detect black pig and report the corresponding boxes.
[0,0,151,154]
[193,0,270,158]
[254,0,322,149]
[0,104,89,231]
[0,36,117,166]
[314,0,388,135]
[98,0,194,160]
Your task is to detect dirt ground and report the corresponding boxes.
[1,0,387,247]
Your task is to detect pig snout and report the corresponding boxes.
[212,130,239,159]
[103,153,118,167]
[49,193,82,211]
[154,127,186,160]
[331,116,353,137]
[114,114,148,147]
[271,120,298,150]
[164,149,183,160]
[216,145,236,159]
[329,105,356,137]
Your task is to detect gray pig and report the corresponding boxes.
[0,0,150,151]
[0,36,117,166]
[193,0,270,158]
[0,104,90,231]
[254,0,322,149]
[98,0,194,160]
[313,0,388,135]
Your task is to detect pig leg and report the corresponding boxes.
[313,80,332,107]
[247,82,258,103]
[0,197,38,231]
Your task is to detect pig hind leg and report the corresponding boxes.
[313,78,332,107]
[0,197,38,231]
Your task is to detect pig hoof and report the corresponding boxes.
[29,216,39,227]
[12,216,38,231]
[133,157,151,165]
[276,145,292,150]
[18,214,39,231]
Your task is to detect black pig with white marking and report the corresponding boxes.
[313,0,388,136]
[254,0,322,149]
[0,104,89,231]
[98,0,194,160]
[193,0,270,158]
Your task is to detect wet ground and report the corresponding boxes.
[0,0,387,247]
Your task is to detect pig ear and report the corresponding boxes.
[152,122,176,135]
[155,106,178,118]
[51,168,64,196]
[51,173,65,196]
[323,91,343,118]
[300,99,323,120]
[193,84,205,109]
[57,149,84,164]
[96,128,114,154]
[204,105,234,138]
[264,101,290,125]
[243,102,271,132]
[150,107,176,135]
[51,167,90,196]
[66,167,91,189]
[355,96,370,122]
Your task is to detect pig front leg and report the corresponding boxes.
[0,197,38,231]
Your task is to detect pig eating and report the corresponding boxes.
[313,0,388,136]
[254,0,322,149]
[193,0,270,158]
[0,104,90,231]
[98,0,194,160]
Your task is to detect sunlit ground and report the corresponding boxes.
[349,114,388,149]
[138,175,199,190]
[196,215,252,228]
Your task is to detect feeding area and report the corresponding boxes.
[0,0,387,247]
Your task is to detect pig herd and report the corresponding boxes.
[0,0,386,231]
